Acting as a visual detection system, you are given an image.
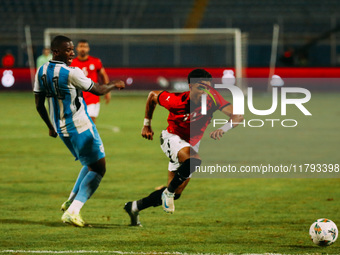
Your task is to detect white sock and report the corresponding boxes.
[132,201,139,212]
[165,188,174,194]
[67,200,84,215]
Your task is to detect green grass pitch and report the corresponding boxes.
[0,91,339,255]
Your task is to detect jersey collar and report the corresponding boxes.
[49,60,66,65]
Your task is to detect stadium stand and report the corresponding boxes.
[0,0,339,66]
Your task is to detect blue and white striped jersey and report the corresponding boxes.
[34,60,94,136]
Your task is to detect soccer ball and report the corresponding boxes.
[309,218,338,246]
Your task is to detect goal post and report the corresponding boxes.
[44,28,247,85]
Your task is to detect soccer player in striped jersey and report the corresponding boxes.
[34,35,125,227]
[124,69,243,226]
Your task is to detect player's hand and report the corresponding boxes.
[141,126,154,140]
[104,92,111,104]
[209,129,224,140]
[49,128,58,138]
[112,80,125,90]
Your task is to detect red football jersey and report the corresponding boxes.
[158,87,230,146]
[71,56,103,105]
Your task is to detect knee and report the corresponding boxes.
[190,158,201,174]
[91,168,106,177]
[99,168,106,177]
[89,158,106,177]
[178,158,202,178]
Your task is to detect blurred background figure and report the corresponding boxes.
[2,50,15,68]
[279,47,295,66]
[36,47,52,68]
[71,39,110,124]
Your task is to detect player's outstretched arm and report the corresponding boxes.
[99,67,111,104]
[89,79,125,96]
[141,90,162,141]
[210,104,244,140]
[35,93,58,138]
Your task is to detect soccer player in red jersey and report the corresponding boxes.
[71,39,110,123]
[124,69,244,226]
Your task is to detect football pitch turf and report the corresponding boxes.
[0,91,339,255]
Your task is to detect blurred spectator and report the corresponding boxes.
[70,39,110,124]
[297,51,309,66]
[2,50,15,68]
[36,47,52,68]
[280,47,295,66]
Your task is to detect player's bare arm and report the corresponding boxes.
[35,93,58,138]
[141,90,163,141]
[209,104,244,140]
[89,79,125,96]
[99,67,111,104]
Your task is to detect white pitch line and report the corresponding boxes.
[0,252,132,254]
[0,251,287,255]
[96,125,121,133]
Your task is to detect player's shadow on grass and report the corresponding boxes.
[0,218,63,227]
[281,244,320,249]
[86,223,125,229]
[0,219,124,228]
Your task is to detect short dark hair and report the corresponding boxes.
[77,39,89,44]
[51,35,72,50]
[187,69,212,84]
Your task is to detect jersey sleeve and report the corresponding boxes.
[96,58,103,71]
[157,91,178,110]
[33,67,43,94]
[69,67,94,91]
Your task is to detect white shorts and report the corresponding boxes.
[86,103,100,118]
[160,130,200,174]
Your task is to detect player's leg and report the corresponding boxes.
[124,186,167,227]
[124,161,172,226]
[128,171,190,211]
[66,158,105,210]
[124,131,200,224]
[124,185,164,227]
[59,135,89,212]
[167,170,190,197]
[68,158,106,212]
[61,165,89,212]
[124,155,194,224]
[124,166,191,226]
[162,147,201,213]
[62,158,105,227]
[61,127,105,227]
[167,147,200,193]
